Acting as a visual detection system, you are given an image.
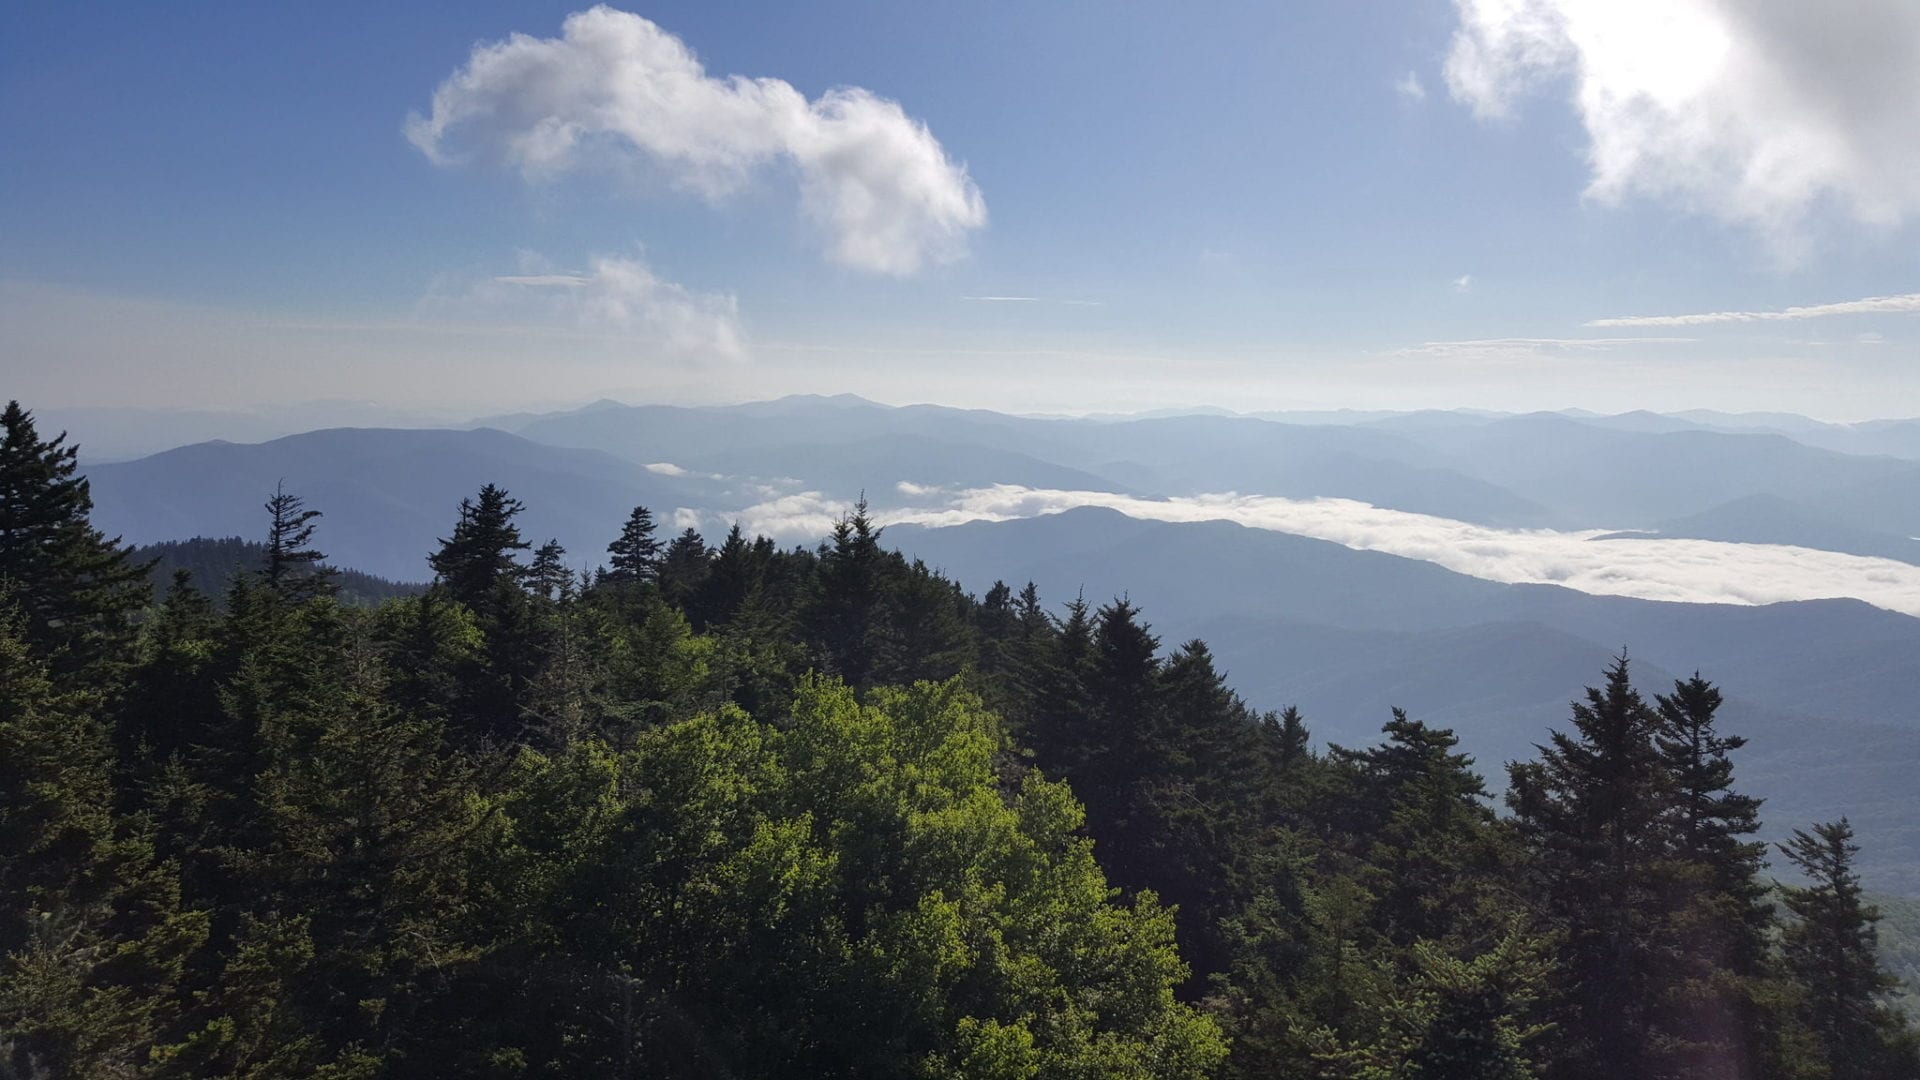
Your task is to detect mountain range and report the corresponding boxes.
[67,393,1920,891]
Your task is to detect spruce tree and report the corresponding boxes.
[809,502,882,685]
[1653,673,1774,1079]
[428,483,531,615]
[529,538,572,600]
[260,483,336,603]
[693,523,757,629]
[0,401,149,678]
[1507,656,1680,1080]
[656,527,711,614]
[1332,710,1505,948]
[0,615,200,1076]
[1777,820,1920,1080]
[605,505,662,585]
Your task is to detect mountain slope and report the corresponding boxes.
[85,427,723,580]
[891,508,1920,889]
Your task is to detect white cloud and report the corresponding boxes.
[1444,0,1920,253]
[961,295,1105,307]
[407,5,986,274]
[462,253,744,362]
[1387,336,1694,362]
[1587,291,1920,327]
[1453,274,1473,292]
[725,484,1920,617]
[1396,71,1429,102]
[643,461,689,476]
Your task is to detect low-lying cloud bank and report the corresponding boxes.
[723,485,1920,617]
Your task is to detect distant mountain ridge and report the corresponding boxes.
[69,395,1920,892]
[888,507,1920,892]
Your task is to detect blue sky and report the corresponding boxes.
[5,1,1919,418]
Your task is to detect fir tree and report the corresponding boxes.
[808,501,883,686]
[0,615,201,1077]
[656,527,710,614]
[529,538,572,601]
[428,483,530,615]
[605,505,662,585]
[1506,656,1680,1080]
[0,401,149,678]
[1332,710,1506,949]
[1777,820,1920,1080]
[1653,673,1775,1079]
[260,483,336,603]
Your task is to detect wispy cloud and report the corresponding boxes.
[1387,336,1695,361]
[440,253,746,362]
[1452,274,1473,293]
[960,295,1105,307]
[1587,292,1920,328]
[407,7,984,275]
[1395,71,1428,102]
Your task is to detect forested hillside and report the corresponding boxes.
[6,398,1919,1079]
[131,536,422,606]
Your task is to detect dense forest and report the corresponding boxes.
[3,397,1917,1080]
[129,536,422,608]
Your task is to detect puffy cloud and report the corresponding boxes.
[1587,290,1920,327]
[407,6,985,274]
[731,484,1920,617]
[464,253,744,362]
[643,461,689,476]
[1444,0,1920,252]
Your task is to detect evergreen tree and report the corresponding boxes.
[1506,656,1681,1080]
[1309,928,1552,1080]
[0,615,201,1077]
[691,523,756,630]
[529,538,572,601]
[259,483,336,602]
[428,486,542,743]
[605,505,662,585]
[1653,673,1776,1079]
[119,570,222,769]
[1778,820,1920,1080]
[808,502,884,686]
[1331,710,1507,949]
[0,401,149,678]
[428,483,530,615]
[656,527,710,614]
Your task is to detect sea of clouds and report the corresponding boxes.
[706,483,1920,617]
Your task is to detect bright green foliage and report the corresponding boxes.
[482,677,1227,1078]
[2,404,1913,1080]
